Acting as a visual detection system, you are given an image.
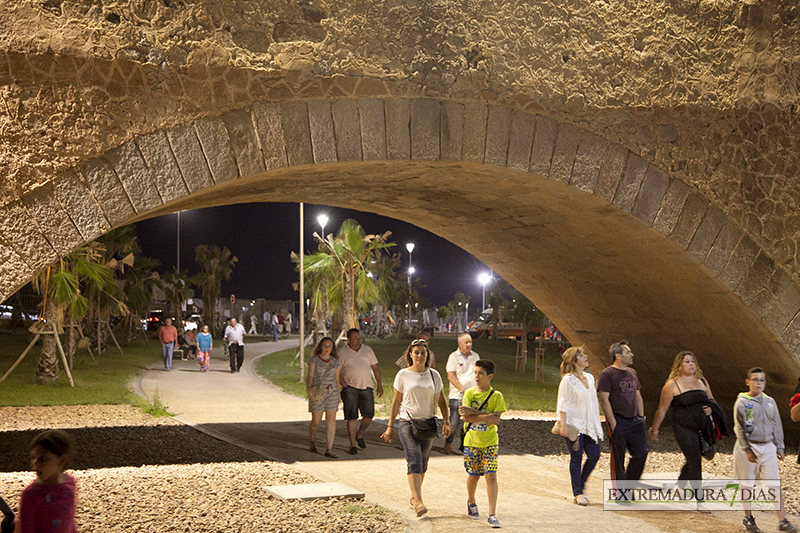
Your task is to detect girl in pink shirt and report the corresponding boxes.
[19,429,77,533]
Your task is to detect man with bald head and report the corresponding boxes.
[445,333,481,454]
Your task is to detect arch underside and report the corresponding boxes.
[3,97,800,412]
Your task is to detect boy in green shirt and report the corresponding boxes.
[459,359,507,528]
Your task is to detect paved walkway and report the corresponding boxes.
[137,341,753,533]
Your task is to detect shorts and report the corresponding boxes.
[464,445,499,476]
[341,386,375,420]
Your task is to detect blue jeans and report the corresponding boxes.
[446,398,463,448]
[566,434,600,496]
[272,324,278,341]
[397,419,434,474]
[162,341,174,370]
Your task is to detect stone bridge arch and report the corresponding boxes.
[3,96,800,410]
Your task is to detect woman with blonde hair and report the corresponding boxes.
[381,339,450,517]
[556,346,603,506]
[649,351,715,513]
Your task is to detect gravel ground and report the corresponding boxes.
[0,405,403,533]
[3,405,799,531]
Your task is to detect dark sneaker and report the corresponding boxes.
[487,515,502,528]
[743,516,760,533]
[347,446,358,455]
[357,437,366,449]
[467,503,479,520]
[780,519,799,533]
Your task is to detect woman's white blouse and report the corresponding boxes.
[556,373,603,442]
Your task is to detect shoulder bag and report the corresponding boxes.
[407,370,439,441]
[464,389,496,433]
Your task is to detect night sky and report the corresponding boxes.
[134,202,491,314]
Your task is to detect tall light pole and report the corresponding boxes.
[465,302,469,326]
[318,214,329,242]
[299,203,305,381]
[176,210,181,272]
[406,243,415,330]
[479,272,492,311]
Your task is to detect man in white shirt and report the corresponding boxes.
[224,317,246,373]
[445,333,480,454]
[338,328,383,455]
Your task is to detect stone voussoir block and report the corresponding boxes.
[764,275,800,336]
[358,99,387,161]
[167,124,215,193]
[529,114,557,178]
[570,131,608,193]
[594,143,629,203]
[410,99,440,161]
[440,101,463,162]
[251,102,289,171]
[735,251,776,306]
[720,233,760,291]
[669,193,708,250]
[136,130,190,204]
[612,152,648,213]
[484,105,511,168]
[0,201,58,272]
[194,118,239,184]
[222,109,267,178]
[81,157,136,227]
[686,207,727,263]
[705,222,743,277]
[632,165,670,226]
[331,99,362,162]
[51,170,110,242]
[0,243,34,302]
[549,122,581,184]
[21,183,84,257]
[307,100,337,164]
[506,109,535,172]
[106,140,163,214]
[652,179,691,237]
[385,98,411,160]
[462,103,487,164]
[280,101,314,167]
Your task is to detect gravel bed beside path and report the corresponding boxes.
[0,405,403,533]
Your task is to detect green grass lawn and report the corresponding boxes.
[0,328,164,407]
[255,335,566,416]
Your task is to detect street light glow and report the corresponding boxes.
[406,242,415,253]
[318,214,329,240]
[479,272,492,286]
[408,266,416,275]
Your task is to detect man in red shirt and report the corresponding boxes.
[158,318,179,371]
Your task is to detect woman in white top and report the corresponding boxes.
[556,346,603,506]
[381,339,450,517]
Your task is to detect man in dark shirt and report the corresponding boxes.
[597,340,649,481]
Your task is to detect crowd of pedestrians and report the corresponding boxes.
[556,339,798,533]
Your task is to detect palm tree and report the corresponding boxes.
[31,243,126,383]
[121,255,161,342]
[161,267,192,327]
[192,245,237,335]
[298,219,394,336]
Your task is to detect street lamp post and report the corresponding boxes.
[406,243,415,330]
[465,302,469,326]
[479,272,492,311]
[318,214,329,242]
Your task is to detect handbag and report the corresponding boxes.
[408,370,439,441]
[308,384,325,403]
[551,420,581,442]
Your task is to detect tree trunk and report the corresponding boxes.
[36,303,59,383]
[343,270,357,331]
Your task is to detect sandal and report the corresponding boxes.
[309,442,317,453]
[414,501,428,517]
[574,494,589,506]
[324,449,338,458]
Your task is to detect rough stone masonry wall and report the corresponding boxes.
[0,0,799,285]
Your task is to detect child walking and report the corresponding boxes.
[20,429,77,533]
[197,324,213,372]
[458,359,507,528]
[734,367,798,533]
